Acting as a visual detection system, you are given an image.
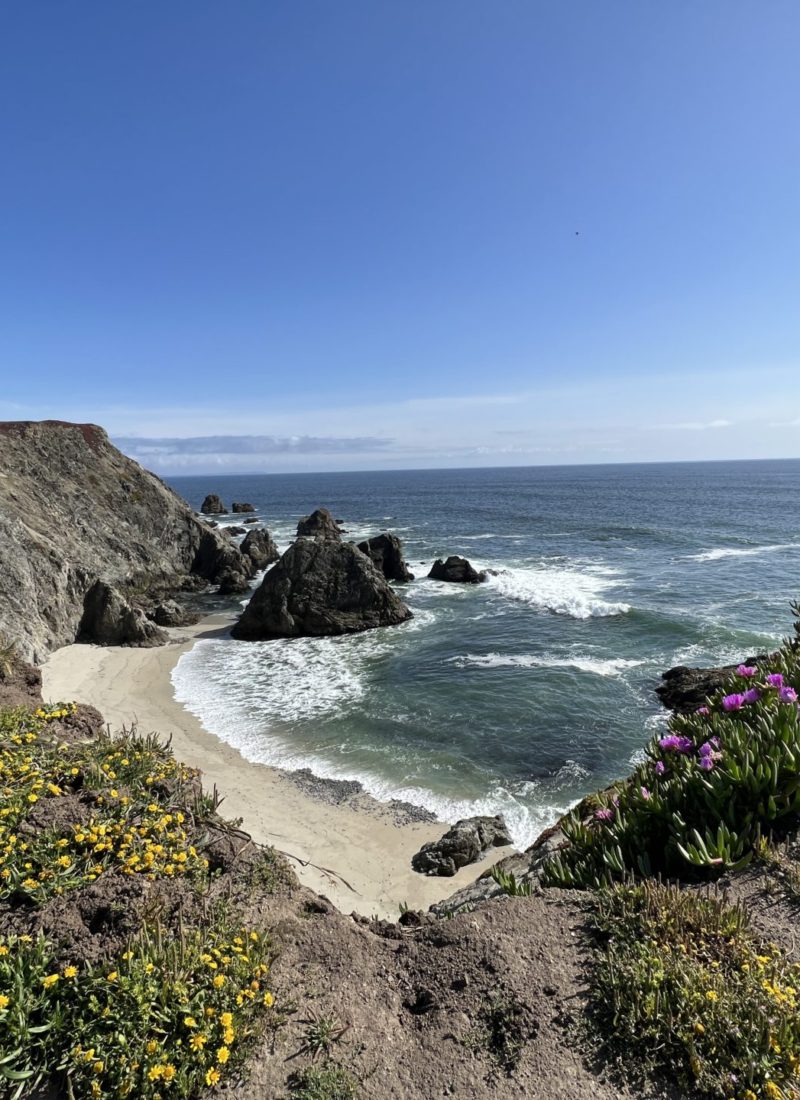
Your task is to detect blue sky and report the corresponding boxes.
[1,2,799,472]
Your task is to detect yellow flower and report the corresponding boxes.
[216,1046,230,1064]
[693,1022,704,1035]
[183,1016,197,1028]
[106,971,118,982]
[42,973,60,988]
[0,946,8,956]
[0,995,9,1010]
[263,991,274,1007]
[93,1061,104,1074]
[146,1040,158,1055]
[704,990,718,1002]
[162,1065,176,1082]
[223,1027,235,1045]
[213,975,225,989]
[219,1012,233,1028]
[190,1034,207,1052]
[63,965,78,979]
[205,1067,220,1086]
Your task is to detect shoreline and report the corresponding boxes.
[41,611,516,919]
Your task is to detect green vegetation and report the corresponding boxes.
[0,704,276,1099]
[466,993,532,1074]
[288,1064,358,1100]
[591,881,800,1099]
[545,639,800,888]
[489,863,532,897]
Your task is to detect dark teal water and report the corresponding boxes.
[168,461,800,846]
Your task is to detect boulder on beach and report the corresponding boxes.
[231,538,412,640]
[231,501,256,513]
[200,493,227,515]
[240,528,280,570]
[296,507,342,540]
[147,600,195,628]
[79,581,168,648]
[412,815,513,877]
[357,533,414,582]
[428,556,487,584]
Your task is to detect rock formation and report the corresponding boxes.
[241,528,280,571]
[231,501,256,513]
[357,533,414,582]
[231,539,412,640]
[0,421,249,662]
[227,525,247,537]
[243,517,259,524]
[148,600,195,628]
[428,556,487,584]
[412,815,513,876]
[656,654,772,713]
[296,507,342,540]
[201,493,227,515]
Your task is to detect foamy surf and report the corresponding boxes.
[485,564,631,618]
[449,653,645,676]
[688,543,797,563]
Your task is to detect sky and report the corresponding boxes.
[1,2,799,474]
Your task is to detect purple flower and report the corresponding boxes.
[696,706,710,716]
[779,686,798,704]
[737,664,758,678]
[722,693,746,712]
[658,734,694,753]
[698,741,714,758]
[640,786,651,800]
[710,736,721,749]
[743,688,761,704]
[594,808,614,822]
[698,755,715,771]
[767,673,785,688]
[655,760,666,776]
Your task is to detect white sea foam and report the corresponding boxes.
[688,543,796,563]
[485,564,630,619]
[449,653,644,677]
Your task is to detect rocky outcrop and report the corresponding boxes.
[243,517,259,524]
[232,502,255,513]
[78,581,168,648]
[0,421,249,662]
[412,816,512,877]
[201,493,227,515]
[656,654,772,713]
[428,556,487,584]
[231,539,412,640]
[227,525,247,537]
[148,600,196,628]
[357,534,414,582]
[241,529,280,571]
[296,507,342,540]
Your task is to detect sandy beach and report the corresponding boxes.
[41,612,515,919]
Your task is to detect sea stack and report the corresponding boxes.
[231,539,412,639]
[296,507,342,539]
[357,533,414,582]
[428,556,487,583]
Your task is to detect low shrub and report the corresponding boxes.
[545,642,800,888]
[591,881,800,1099]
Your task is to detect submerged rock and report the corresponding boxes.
[428,556,487,584]
[412,815,513,877]
[240,528,280,570]
[231,501,255,513]
[296,507,342,540]
[231,539,412,640]
[200,493,227,515]
[357,533,414,583]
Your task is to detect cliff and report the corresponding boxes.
[0,420,245,662]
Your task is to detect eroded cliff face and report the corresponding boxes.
[0,420,244,662]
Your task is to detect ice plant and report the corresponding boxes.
[737,664,758,677]
[743,688,761,704]
[779,686,798,704]
[722,693,746,711]
[767,674,785,688]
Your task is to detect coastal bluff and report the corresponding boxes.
[0,420,247,662]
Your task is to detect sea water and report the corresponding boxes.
[168,460,800,848]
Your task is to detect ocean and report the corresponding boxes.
[167,460,800,849]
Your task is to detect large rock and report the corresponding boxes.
[231,501,255,513]
[428,556,487,584]
[357,533,414,583]
[231,539,412,640]
[78,581,167,647]
[241,528,280,570]
[656,654,772,713]
[412,816,513,877]
[0,421,249,661]
[148,600,195,628]
[201,493,227,515]
[296,507,342,540]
